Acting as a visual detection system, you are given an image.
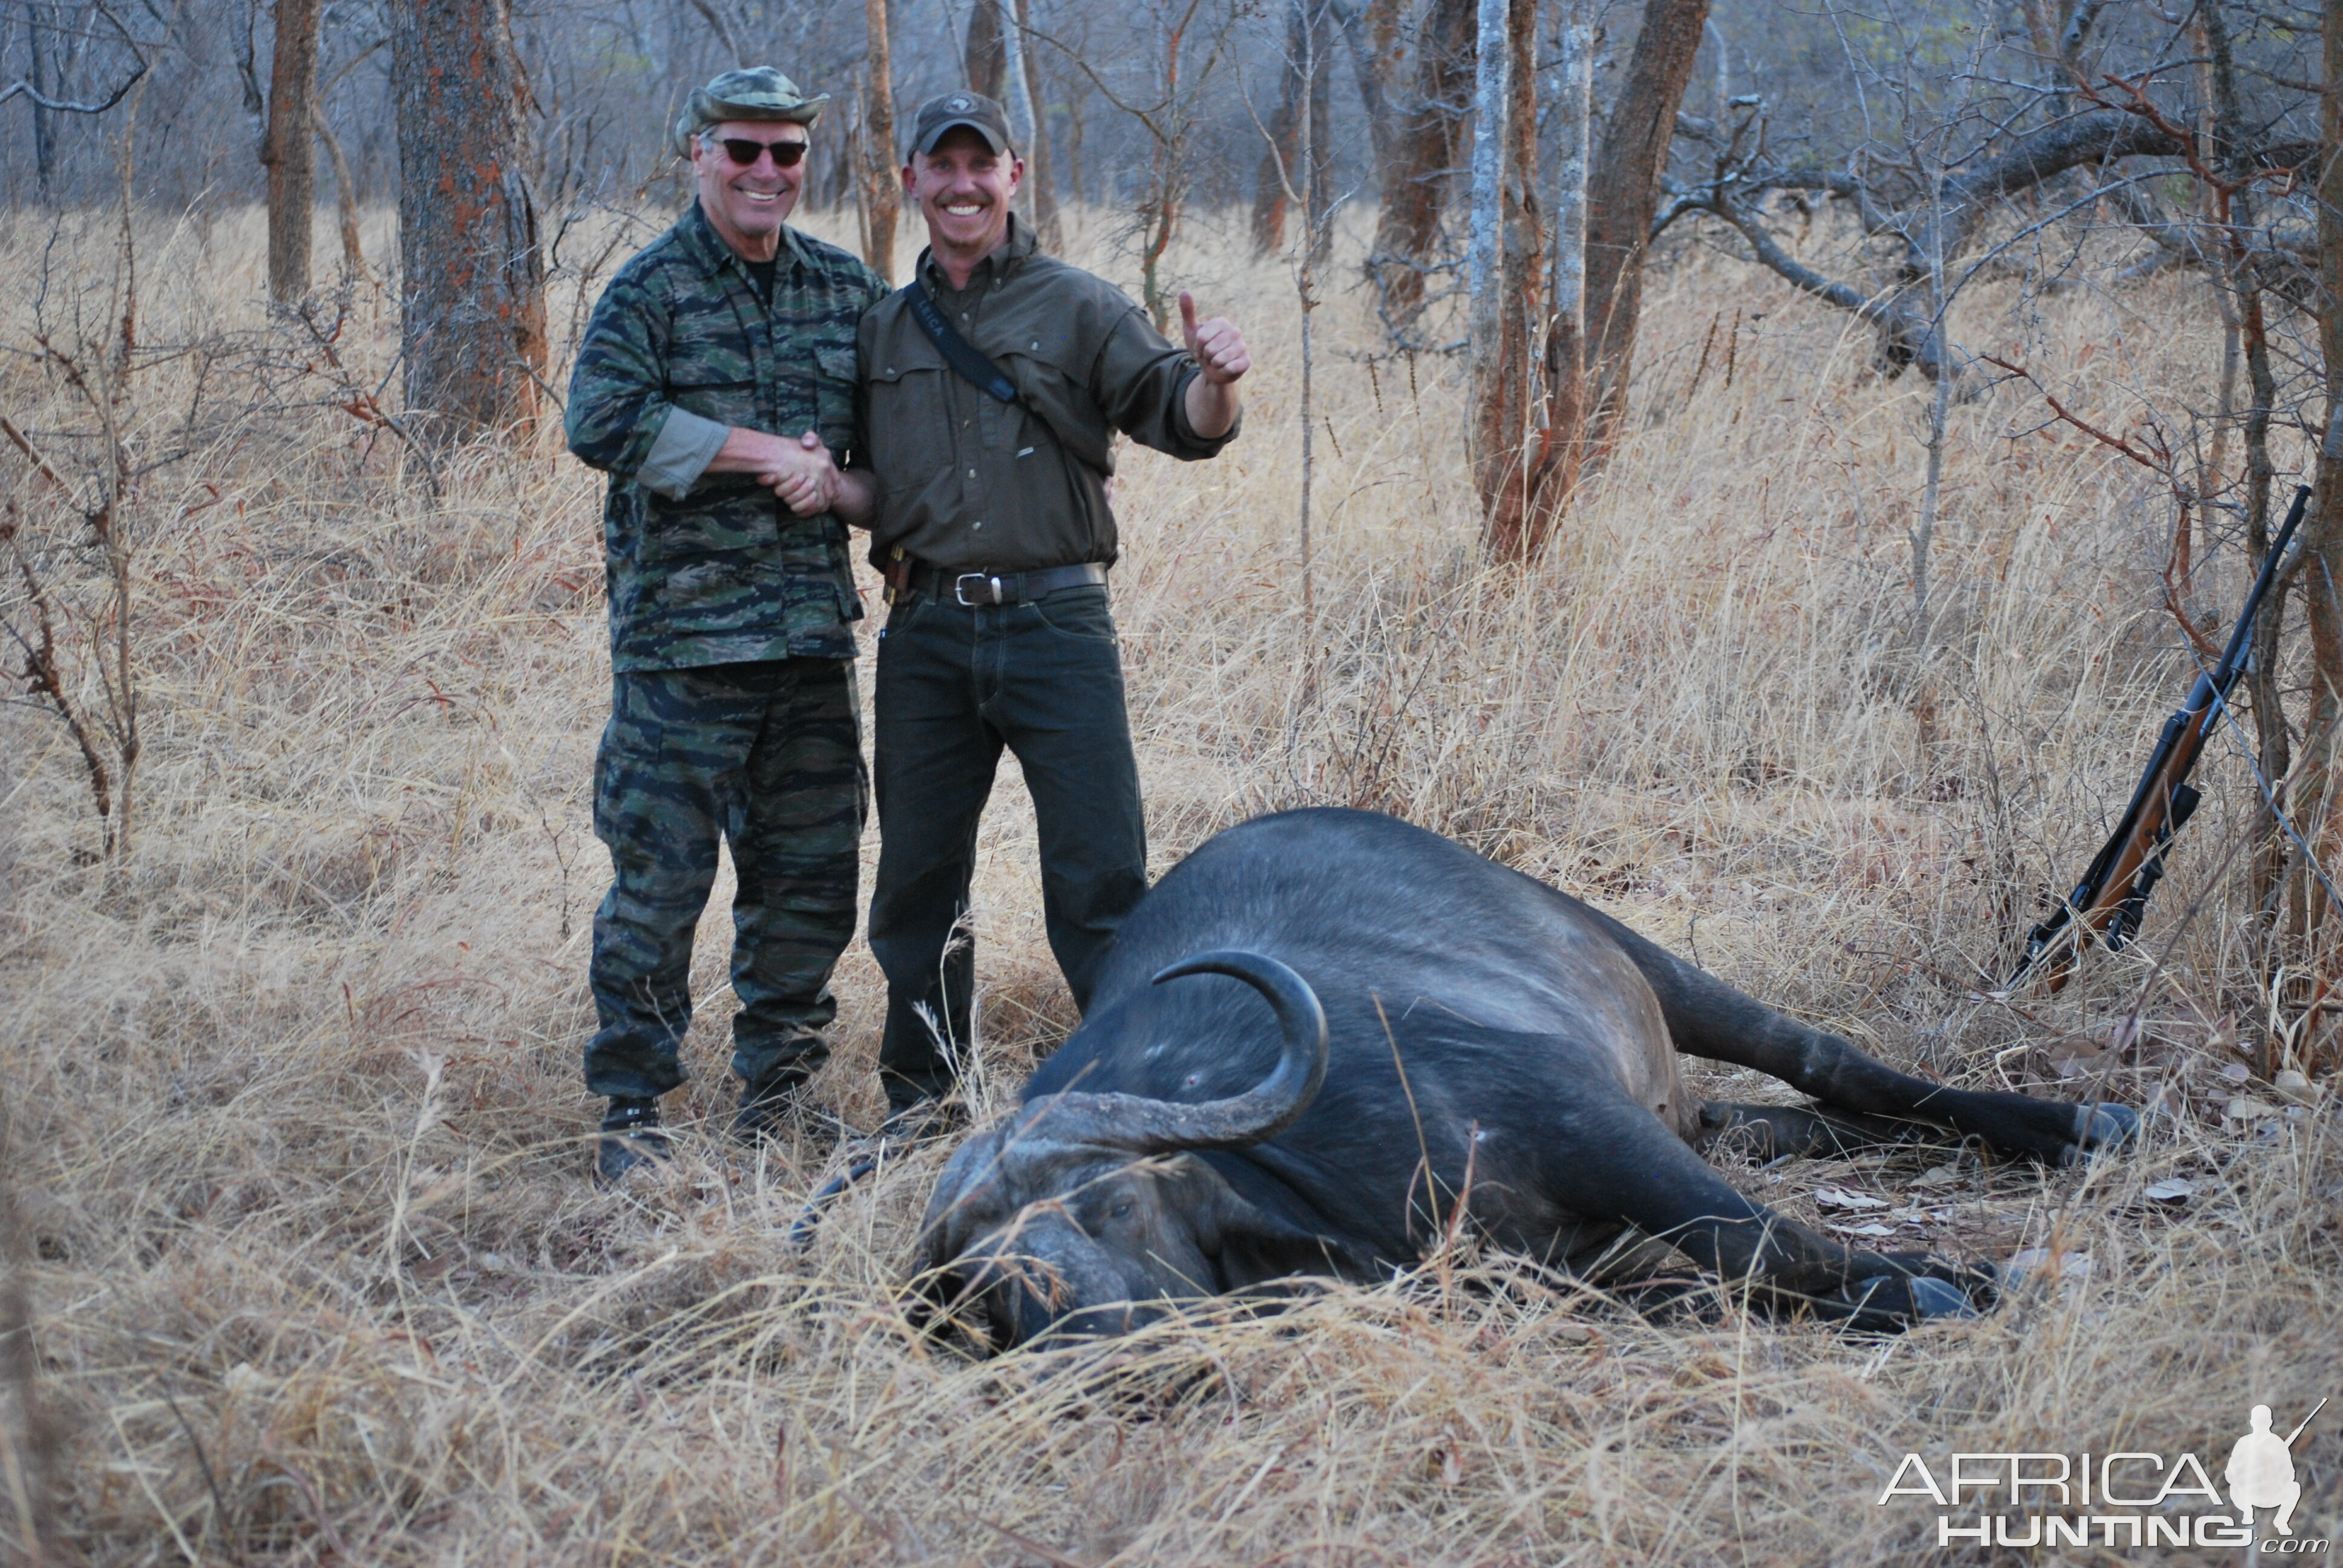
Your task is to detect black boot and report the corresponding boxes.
[877,1097,969,1147]
[733,1079,847,1152]
[595,1096,669,1187]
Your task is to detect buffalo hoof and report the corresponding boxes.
[1902,1275,1979,1319]
[2059,1102,2141,1165]
[1827,1256,1995,1331]
[1837,1273,1984,1331]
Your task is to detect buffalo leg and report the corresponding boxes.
[1694,1100,1932,1162]
[1535,1074,1990,1329]
[1581,905,2136,1165]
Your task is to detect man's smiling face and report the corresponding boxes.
[692,119,807,258]
[905,126,1022,266]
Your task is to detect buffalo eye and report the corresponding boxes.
[1109,1198,1135,1221]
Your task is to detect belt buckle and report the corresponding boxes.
[954,573,1004,606]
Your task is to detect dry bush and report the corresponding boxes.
[0,200,2336,1566]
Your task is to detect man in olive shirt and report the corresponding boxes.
[831,92,1252,1124]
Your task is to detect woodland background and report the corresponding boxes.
[3,0,2342,1563]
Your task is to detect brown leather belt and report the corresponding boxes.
[885,557,1108,606]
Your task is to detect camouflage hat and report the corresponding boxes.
[672,67,828,157]
[906,91,1014,159]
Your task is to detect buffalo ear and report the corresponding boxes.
[1166,1157,1349,1289]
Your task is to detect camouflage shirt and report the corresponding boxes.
[567,202,889,671]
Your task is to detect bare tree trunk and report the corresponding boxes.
[1253,4,1306,255]
[1142,128,1178,332]
[965,0,1008,100]
[262,0,321,304]
[1303,6,1332,264]
[2198,22,2236,578]
[1012,0,1061,247]
[1469,0,1539,557]
[2290,0,2343,964]
[28,14,57,203]
[1296,0,1321,641]
[1582,0,1711,455]
[1331,0,1401,195]
[1535,0,1594,524]
[1253,0,1334,259]
[1368,0,1473,327]
[313,103,374,284]
[1466,0,1507,414]
[999,0,1040,226]
[2198,1,2295,932]
[860,0,900,279]
[390,0,548,439]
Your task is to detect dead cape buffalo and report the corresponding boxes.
[911,808,2137,1347]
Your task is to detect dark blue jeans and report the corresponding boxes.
[868,583,1147,1110]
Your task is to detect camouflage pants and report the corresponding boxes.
[586,658,866,1100]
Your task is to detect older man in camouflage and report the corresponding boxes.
[566,68,886,1185]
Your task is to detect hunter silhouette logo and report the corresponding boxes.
[2229,1400,2326,1537]
[1879,1397,2329,1551]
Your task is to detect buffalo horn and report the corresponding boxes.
[1027,950,1329,1153]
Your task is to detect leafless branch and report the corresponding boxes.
[0,59,148,114]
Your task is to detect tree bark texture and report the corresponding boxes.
[28,15,57,201]
[965,0,1009,100]
[1252,0,1334,258]
[2198,0,2295,933]
[390,0,548,438]
[1469,0,1541,558]
[1332,0,1401,198]
[862,0,901,279]
[1582,0,1710,450]
[262,0,322,303]
[1013,0,1061,247]
[313,103,373,283]
[2293,0,2343,965]
[1535,0,1594,525]
[1368,0,1473,327]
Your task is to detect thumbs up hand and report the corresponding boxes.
[1179,290,1251,387]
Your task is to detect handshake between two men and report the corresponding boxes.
[706,286,1255,521]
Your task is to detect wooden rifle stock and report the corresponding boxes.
[2010,485,2310,991]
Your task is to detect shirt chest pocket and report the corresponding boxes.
[865,356,954,486]
[996,336,1113,474]
[666,373,761,432]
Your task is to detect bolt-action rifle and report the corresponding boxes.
[2009,484,2310,992]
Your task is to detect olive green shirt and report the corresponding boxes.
[856,218,1239,575]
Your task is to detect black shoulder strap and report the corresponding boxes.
[900,282,1021,404]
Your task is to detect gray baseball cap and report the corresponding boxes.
[905,91,1014,158]
[672,67,828,157]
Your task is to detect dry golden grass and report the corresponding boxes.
[1,198,2337,1565]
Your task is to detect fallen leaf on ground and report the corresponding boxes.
[1910,1164,1963,1188]
[1813,1186,1889,1210]
[2227,1097,2279,1120]
[2273,1070,2318,1106]
[1830,1222,1895,1238]
[2142,1177,2194,1203]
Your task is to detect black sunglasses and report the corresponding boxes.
[715,136,808,168]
